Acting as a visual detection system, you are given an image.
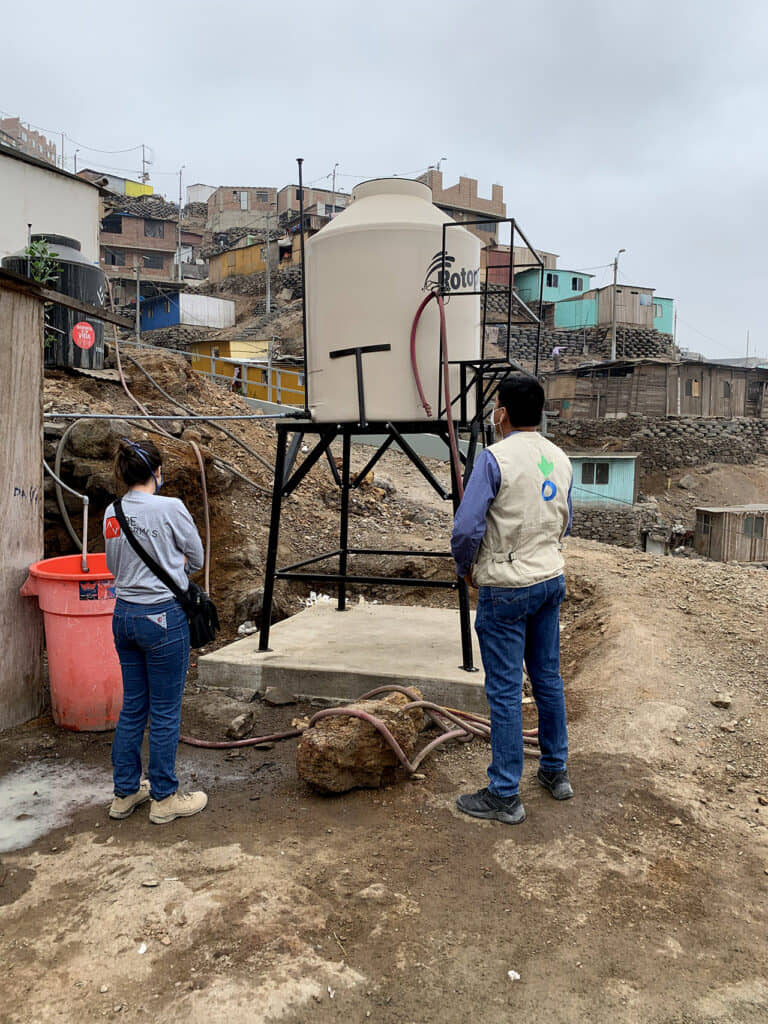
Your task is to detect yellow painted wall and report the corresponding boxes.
[125,180,154,197]
[189,341,305,405]
[209,244,267,283]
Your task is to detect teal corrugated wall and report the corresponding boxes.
[569,457,636,507]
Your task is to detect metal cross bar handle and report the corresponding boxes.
[328,343,391,427]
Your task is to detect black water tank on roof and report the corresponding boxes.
[1,234,106,370]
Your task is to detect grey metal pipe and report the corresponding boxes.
[44,412,305,421]
[44,456,89,572]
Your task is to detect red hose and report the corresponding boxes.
[409,290,464,500]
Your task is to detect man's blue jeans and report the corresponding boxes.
[111,598,190,801]
[475,575,568,798]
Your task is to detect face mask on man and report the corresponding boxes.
[488,407,504,443]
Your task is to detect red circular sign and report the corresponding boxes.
[72,321,95,350]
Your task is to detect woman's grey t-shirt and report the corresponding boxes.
[103,491,204,604]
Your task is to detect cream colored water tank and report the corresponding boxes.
[305,178,481,423]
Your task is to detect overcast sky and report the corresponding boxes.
[4,0,767,359]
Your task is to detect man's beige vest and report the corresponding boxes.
[472,432,572,589]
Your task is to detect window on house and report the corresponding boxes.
[475,221,496,234]
[748,381,762,403]
[685,378,701,398]
[745,515,764,538]
[101,214,123,234]
[571,277,583,291]
[240,191,249,210]
[163,300,171,314]
[255,191,269,203]
[581,462,610,486]
[103,249,125,266]
[146,306,153,319]
[298,373,305,386]
[699,513,711,535]
[723,381,731,398]
[144,220,165,238]
[546,272,559,288]
[142,253,164,270]
[654,303,663,317]
[638,293,650,305]
[227,253,236,268]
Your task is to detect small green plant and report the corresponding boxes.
[24,238,61,286]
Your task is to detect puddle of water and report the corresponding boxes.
[0,762,111,853]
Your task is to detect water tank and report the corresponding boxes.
[2,234,106,370]
[305,179,481,423]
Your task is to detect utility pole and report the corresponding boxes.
[265,211,272,314]
[746,329,750,362]
[141,145,149,183]
[610,248,626,361]
[177,165,185,282]
[74,150,80,174]
[134,258,141,347]
[330,162,339,219]
[60,132,65,171]
[673,308,678,353]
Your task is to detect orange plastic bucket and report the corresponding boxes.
[21,554,122,731]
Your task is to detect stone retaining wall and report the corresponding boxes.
[570,504,659,548]
[551,416,768,473]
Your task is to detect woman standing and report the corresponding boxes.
[104,438,208,825]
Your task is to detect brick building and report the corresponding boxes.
[416,169,506,244]
[0,117,57,166]
[277,184,349,220]
[100,206,203,305]
[207,186,277,232]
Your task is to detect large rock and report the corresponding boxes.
[297,690,425,793]
[233,585,292,626]
[66,420,123,459]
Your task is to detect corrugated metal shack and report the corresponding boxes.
[694,505,768,563]
[546,359,768,420]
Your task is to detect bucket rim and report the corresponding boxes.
[27,553,113,582]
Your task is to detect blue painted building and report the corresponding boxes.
[141,293,235,332]
[567,452,638,507]
[515,267,593,304]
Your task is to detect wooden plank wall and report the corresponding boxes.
[0,283,45,729]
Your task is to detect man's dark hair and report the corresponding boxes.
[497,373,544,428]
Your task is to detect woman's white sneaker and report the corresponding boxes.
[149,790,208,824]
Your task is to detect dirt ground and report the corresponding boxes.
[2,539,768,1024]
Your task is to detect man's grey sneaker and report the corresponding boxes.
[109,780,150,819]
[537,768,574,800]
[456,787,526,825]
[149,790,208,824]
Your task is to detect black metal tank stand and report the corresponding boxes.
[257,420,480,672]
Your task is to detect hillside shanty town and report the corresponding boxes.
[2,5,768,1023]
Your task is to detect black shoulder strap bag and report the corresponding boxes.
[113,497,220,649]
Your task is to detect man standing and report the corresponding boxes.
[451,373,574,825]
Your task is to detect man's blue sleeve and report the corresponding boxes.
[450,449,501,577]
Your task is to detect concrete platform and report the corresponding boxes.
[197,603,489,713]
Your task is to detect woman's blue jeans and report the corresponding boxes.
[475,575,569,798]
[111,598,190,801]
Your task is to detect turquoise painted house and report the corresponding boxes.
[567,452,638,507]
[654,296,674,334]
[553,285,675,334]
[515,267,593,304]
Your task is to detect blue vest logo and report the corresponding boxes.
[541,480,558,502]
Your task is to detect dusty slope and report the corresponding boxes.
[1,540,767,1024]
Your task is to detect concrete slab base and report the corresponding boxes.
[197,603,489,714]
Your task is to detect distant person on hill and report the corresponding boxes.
[451,373,574,825]
[551,345,562,371]
[104,439,208,825]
